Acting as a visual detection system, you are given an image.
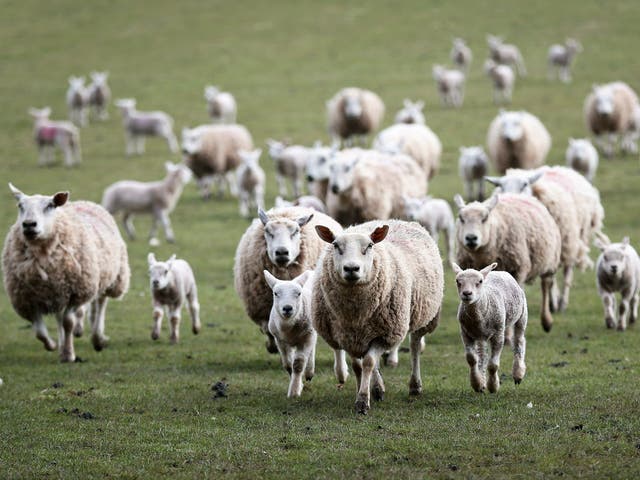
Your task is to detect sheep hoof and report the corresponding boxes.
[169,336,178,345]
[60,351,75,363]
[305,374,314,382]
[372,385,385,402]
[286,366,292,375]
[265,338,279,354]
[44,340,57,351]
[92,334,109,351]
[541,317,553,332]
[605,318,616,329]
[384,358,398,368]
[149,238,160,247]
[355,399,369,415]
[514,378,522,385]
[409,382,422,396]
[192,325,201,335]
[151,331,160,341]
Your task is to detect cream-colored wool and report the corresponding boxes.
[326,87,385,145]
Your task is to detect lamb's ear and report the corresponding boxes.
[167,254,177,263]
[453,194,466,210]
[403,98,411,107]
[370,225,389,244]
[480,262,498,278]
[8,183,24,201]
[263,270,278,290]
[295,270,313,287]
[452,263,463,275]
[527,171,544,186]
[52,191,69,207]
[484,176,502,187]
[147,253,156,266]
[315,225,335,243]
[621,236,630,248]
[486,194,499,212]
[296,213,314,228]
[258,208,269,226]
[459,146,466,154]
[416,100,425,109]
[593,237,607,251]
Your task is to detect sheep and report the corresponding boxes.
[236,149,266,218]
[66,75,89,127]
[373,123,442,180]
[181,124,253,199]
[147,253,200,343]
[326,148,427,227]
[565,138,599,183]
[266,139,311,198]
[326,87,385,147]
[264,270,316,398]
[101,162,192,246]
[275,195,326,213]
[394,99,426,125]
[312,220,444,414]
[305,141,338,201]
[548,39,583,83]
[233,206,343,360]
[594,234,640,331]
[432,65,465,108]
[583,82,640,157]
[454,193,561,332]
[88,71,111,121]
[486,34,527,76]
[2,184,130,362]
[204,85,237,124]
[459,146,489,202]
[453,262,527,393]
[114,98,179,156]
[403,195,455,268]
[28,107,81,167]
[484,59,515,105]
[487,110,551,174]
[450,38,473,72]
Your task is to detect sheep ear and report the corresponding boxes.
[452,263,463,275]
[459,146,466,154]
[484,176,502,187]
[486,194,499,211]
[8,183,24,201]
[167,254,177,263]
[528,171,544,185]
[403,98,411,107]
[453,194,466,210]
[296,213,314,227]
[593,237,607,251]
[147,253,156,266]
[622,236,630,247]
[252,149,262,162]
[416,101,425,109]
[370,225,389,244]
[295,270,313,287]
[52,191,69,207]
[480,262,498,278]
[258,208,269,226]
[263,270,278,290]
[313,140,322,148]
[315,225,335,243]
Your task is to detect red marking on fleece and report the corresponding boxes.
[38,126,57,142]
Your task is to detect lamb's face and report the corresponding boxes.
[343,95,363,119]
[487,35,502,48]
[493,175,532,195]
[500,113,524,142]
[181,129,203,155]
[455,269,484,304]
[456,202,495,251]
[567,139,590,159]
[397,100,425,124]
[271,280,304,319]
[306,146,334,182]
[204,86,220,102]
[329,156,358,195]
[262,213,313,268]
[459,146,486,166]
[115,98,136,114]
[600,246,627,278]
[566,39,582,52]
[68,76,85,90]
[403,196,426,221]
[594,88,615,116]
[149,261,174,290]
[10,185,68,243]
[28,107,52,121]
[266,141,284,159]
[91,72,108,86]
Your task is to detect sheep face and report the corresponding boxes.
[454,194,498,251]
[266,140,285,159]
[239,149,262,168]
[115,98,136,113]
[90,71,108,86]
[343,94,363,119]
[306,144,335,182]
[148,253,176,291]
[165,162,192,183]
[329,156,359,195]
[452,262,497,303]
[566,38,582,53]
[487,34,502,48]
[204,85,220,101]
[597,239,630,278]
[500,112,524,142]
[567,138,592,159]
[181,128,203,155]
[316,224,389,284]
[593,87,615,116]
[403,196,427,221]
[459,146,486,165]
[28,107,52,120]
[9,184,69,243]
[485,171,543,196]
[396,99,425,124]
[264,270,312,320]
[68,76,86,90]
[259,210,314,268]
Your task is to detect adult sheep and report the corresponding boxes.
[312,220,444,414]
[487,110,551,174]
[326,87,385,147]
[454,193,561,332]
[2,184,130,362]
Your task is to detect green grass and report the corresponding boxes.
[1,0,640,478]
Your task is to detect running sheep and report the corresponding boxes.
[88,71,111,121]
[266,139,310,198]
[548,39,582,83]
[313,220,444,414]
[486,35,527,76]
[2,184,130,362]
[453,262,527,393]
[204,85,237,124]
[394,99,426,125]
[432,65,465,108]
[236,149,266,218]
[148,253,201,344]
[484,59,515,105]
[66,76,89,127]
[451,38,472,72]
[115,98,179,156]
[327,87,385,147]
[565,138,599,183]
[459,146,489,202]
[28,107,81,167]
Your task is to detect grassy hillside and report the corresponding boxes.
[1,0,639,478]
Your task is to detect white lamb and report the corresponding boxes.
[459,146,489,202]
[236,149,266,218]
[28,107,81,167]
[484,59,515,105]
[453,262,527,393]
[266,139,310,198]
[548,39,583,83]
[450,38,473,72]
[204,85,237,124]
[101,162,192,246]
[264,270,316,398]
[432,65,465,108]
[403,195,455,268]
[66,75,89,127]
[394,99,426,125]
[148,253,201,344]
[487,35,527,76]
[115,98,179,156]
[305,141,338,201]
[565,138,599,183]
[326,87,385,147]
[88,71,111,121]
[594,234,640,331]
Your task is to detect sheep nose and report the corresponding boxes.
[181,148,189,154]
[331,185,339,194]
[611,265,618,273]
[152,280,159,287]
[22,221,37,229]
[282,305,293,316]
[307,175,314,182]
[343,264,360,274]
[465,234,478,243]
[275,248,289,257]
[462,290,473,297]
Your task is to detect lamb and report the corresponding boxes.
[486,35,527,76]
[2,184,130,362]
[181,124,253,199]
[236,149,266,218]
[583,82,640,157]
[114,98,179,156]
[484,59,515,105]
[66,76,89,127]
[454,193,561,332]
[326,87,385,146]
[373,123,442,180]
[101,162,192,246]
[233,206,343,359]
[403,195,455,268]
[450,38,473,72]
[264,270,316,398]
[147,253,200,343]
[326,148,427,227]
[312,220,444,414]
[459,146,489,201]
[432,65,465,108]
[594,234,640,331]
[394,99,426,125]
[305,141,338,201]
[565,138,599,183]
[28,107,81,167]
[88,71,111,121]
[548,39,583,83]
[486,110,551,174]
[266,139,311,198]
[275,195,326,213]
[204,85,237,124]
[453,262,527,393]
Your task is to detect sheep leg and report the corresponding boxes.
[73,304,86,337]
[355,345,384,414]
[462,331,485,392]
[384,346,399,368]
[503,324,514,347]
[445,226,456,269]
[214,175,226,199]
[169,308,181,344]
[463,180,473,202]
[122,213,136,240]
[62,140,74,168]
[90,295,109,351]
[32,315,56,351]
[157,210,175,243]
[602,292,617,329]
[293,177,303,198]
[275,339,292,374]
[618,286,635,331]
[148,214,160,246]
[288,350,308,398]
[409,333,425,396]
[37,146,48,167]
[351,356,362,392]
[151,304,164,340]
[477,179,486,201]
[226,171,239,197]
[275,173,287,197]
[57,309,77,362]
[486,332,504,393]
[239,190,250,217]
[304,336,316,382]
[255,184,265,213]
[264,329,279,354]
[371,363,385,402]
[540,275,555,332]
[333,349,349,384]
[558,265,574,312]
[622,132,638,154]
[137,136,146,155]
[187,290,201,335]
[125,132,135,156]
[630,291,639,325]
[165,131,179,154]
[512,312,527,384]
[549,276,560,313]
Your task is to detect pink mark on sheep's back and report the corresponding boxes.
[544,170,576,193]
[37,126,58,143]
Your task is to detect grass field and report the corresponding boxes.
[1,0,640,478]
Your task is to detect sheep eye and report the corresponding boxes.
[296,292,301,297]
[319,157,326,164]
[481,216,488,223]
[456,280,461,287]
[45,202,55,211]
[332,242,343,254]
[18,204,24,212]
[478,279,483,284]
[459,216,465,224]
[274,292,278,297]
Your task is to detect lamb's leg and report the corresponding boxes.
[264,328,279,354]
[37,146,48,167]
[275,339,292,374]
[275,173,287,197]
[630,291,639,324]
[73,304,86,337]
[137,136,146,155]
[558,264,574,312]
[187,290,201,335]
[486,332,505,393]
[540,275,555,332]
[32,314,56,351]
[462,331,485,392]
[255,184,265,213]
[288,349,308,398]
[90,296,109,351]
[333,349,349,384]
[512,312,527,384]
[122,213,136,240]
[148,214,160,246]
[351,356,362,392]
[239,190,249,217]
[549,276,560,313]
[504,324,514,347]
[125,132,135,156]
[371,362,385,402]
[355,345,384,414]
[409,333,425,395]
[477,179,485,202]
[159,211,175,244]
[305,338,316,382]
[166,131,179,154]
[57,309,76,362]
[602,291,617,329]
[151,304,164,340]
[445,226,456,268]
[63,141,74,168]
[385,346,399,368]
[169,307,181,344]
[226,171,239,197]
[293,177,303,198]
[463,180,473,202]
